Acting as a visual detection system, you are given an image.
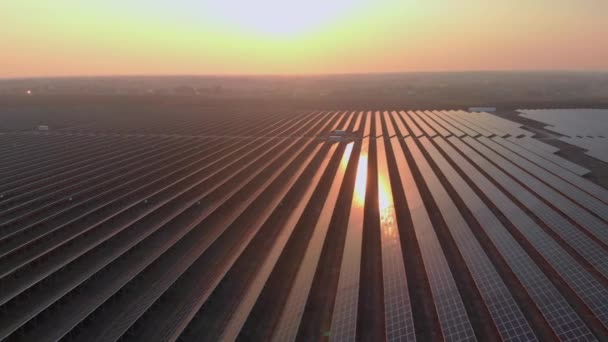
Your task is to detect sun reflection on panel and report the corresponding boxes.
[341,143,354,169]
[353,154,368,207]
[378,174,393,213]
[378,174,398,240]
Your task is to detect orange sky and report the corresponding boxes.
[1,1,607,78]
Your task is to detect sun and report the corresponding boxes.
[202,0,363,37]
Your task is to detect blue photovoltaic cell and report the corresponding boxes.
[396,138,476,342]
[434,137,596,341]
[418,137,537,342]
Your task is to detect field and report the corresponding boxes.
[0,105,608,341]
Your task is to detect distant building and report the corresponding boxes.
[469,107,497,112]
[328,135,347,142]
[327,130,356,142]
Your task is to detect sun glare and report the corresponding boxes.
[354,154,368,206]
[378,175,393,213]
[202,0,363,36]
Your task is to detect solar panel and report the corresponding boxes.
[329,138,369,341]
[2,111,332,334]
[454,111,509,137]
[451,137,608,330]
[432,111,480,138]
[390,111,410,138]
[471,111,530,137]
[445,111,494,137]
[396,138,476,341]
[424,111,465,137]
[329,111,347,133]
[491,137,606,201]
[112,119,344,340]
[272,144,354,342]
[364,111,372,138]
[416,111,452,137]
[408,111,437,137]
[379,139,416,342]
[383,111,397,138]
[398,111,423,137]
[219,143,341,341]
[505,137,589,176]
[418,137,536,342]
[73,142,329,341]
[0,133,296,306]
[519,109,608,138]
[434,137,596,341]
[0,138,261,274]
[463,137,608,250]
[507,136,560,155]
[341,112,356,131]
[477,137,608,222]
[353,111,364,132]
[375,111,384,138]
[0,136,202,226]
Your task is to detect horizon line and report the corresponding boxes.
[2,69,608,81]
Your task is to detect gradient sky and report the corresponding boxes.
[2,0,607,78]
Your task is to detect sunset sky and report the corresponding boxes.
[2,0,607,78]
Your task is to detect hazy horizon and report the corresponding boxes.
[2,70,608,82]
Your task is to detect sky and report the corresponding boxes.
[1,0,607,78]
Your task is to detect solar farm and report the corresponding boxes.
[1,109,608,342]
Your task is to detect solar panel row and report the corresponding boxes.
[377,139,416,342]
[329,137,369,342]
[401,138,476,341]
[450,137,608,331]
[418,137,536,342]
[433,137,596,341]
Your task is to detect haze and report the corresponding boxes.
[2,0,608,78]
